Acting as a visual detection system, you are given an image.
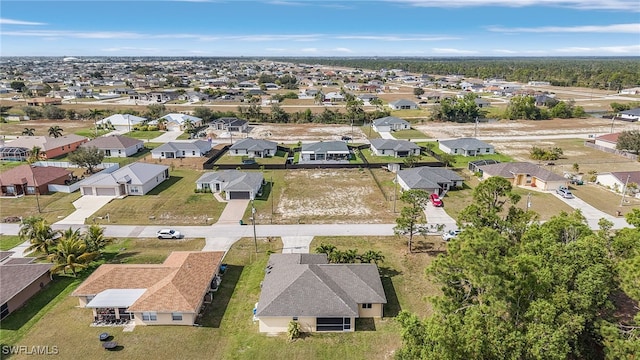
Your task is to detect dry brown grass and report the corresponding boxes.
[1,119,95,136]
[569,183,640,217]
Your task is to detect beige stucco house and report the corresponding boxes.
[256,254,386,333]
[477,161,567,191]
[72,251,224,326]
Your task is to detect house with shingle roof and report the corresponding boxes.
[79,162,169,196]
[594,133,620,150]
[0,251,53,320]
[300,141,351,164]
[372,116,410,133]
[80,135,144,158]
[151,140,212,159]
[397,166,464,195]
[388,99,418,110]
[156,113,203,132]
[196,170,264,200]
[256,253,386,333]
[72,251,224,326]
[370,139,420,158]
[7,135,88,159]
[97,114,147,132]
[229,138,277,158]
[0,164,73,196]
[210,117,249,133]
[596,171,640,197]
[477,161,567,191]
[438,137,495,157]
[618,108,640,122]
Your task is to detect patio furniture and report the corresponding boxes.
[102,341,117,350]
[99,333,109,341]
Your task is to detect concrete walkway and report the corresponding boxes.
[378,131,396,139]
[216,200,249,224]
[54,196,115,225]
[149,131,184,143]
[281,236,314,253]
[7,240,32,258]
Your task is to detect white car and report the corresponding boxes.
[156,229,182,239]
[556,188,574,199]
[442,229,461,241]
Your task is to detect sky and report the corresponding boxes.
[1,0,639,57]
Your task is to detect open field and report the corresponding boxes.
[389,128,429,139]
[247,123,367,143]
[0,191,81,224]
[90,169,225,225]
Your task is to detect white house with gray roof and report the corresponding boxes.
[370,139,420,158]
[388,99,418,110]
[300,141,351,164]
[256,253,386,333]
[372,116,410,133]
[155,113,203,131]
[80,135,143,158]
[397,166,464,195]
[195,170,264,200]
[80,162,169,196]
[438,137,495,157]
[97,114,147,132]
[229,138,277,158]
[151,140,212,159]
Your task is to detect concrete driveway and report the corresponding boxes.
[551,192,629,229]
[216,200,250,224]
[55,196,115,225]
[423,203,457,232]
[150,131,184,142]
[282,236,313,253]
[378,131,396,139]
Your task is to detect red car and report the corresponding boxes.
[430,193,443,207]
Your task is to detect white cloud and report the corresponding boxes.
[555,44,640,53]
[391,0,640,11]
[487,23,640,33]
[0,18,46,26]
[230,34,321,42]
[3,30,145,39]
[335,35,460,41]
[432,47,478,54]
[101,47,162,53]
[300,48,318,52]
[493,49,519,54]
[332,47,353,53]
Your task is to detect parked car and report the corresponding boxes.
[442,229,461,241]
[556,188,574,199]
[570,178,584,185]
[430,193,443,207]
[341,135,352,141]
[156,229,182,239]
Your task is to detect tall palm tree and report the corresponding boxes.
[47,228,99,276]
[27,146,42,164]
[88,109,104,136]
[22,127,35,136]
[21,218,59,257]
[48,125,63,138]
[156,117,167,131]
[83,225,112,252]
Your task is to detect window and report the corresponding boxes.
[344,317,351,331]
[362,303,372,309]
[292,317,298,321]
[26,186,36,195]
[192,151,196,156]
[142,312,157,321]
[118,150,121,154]
[172,312,182,321]
[182,151,186,156]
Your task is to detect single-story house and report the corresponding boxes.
[388,99,418,110]
[196,170,264,200]
[80,162,169,196]
[0,164,73,196]
[151,140,212,159]
[229,138,277,158]
[0,251,53,320]
[7,135,88,159]
[300,141,351,164]
[370,139,421,158]
[157,113,203,131]
[438,138,495,157]
[72,251,224,326]
[396,166,464,195]
[477,162,567,191]
[372,116,410,133]
[468,159,500,173]
[596,171,640,195]
[80,135,144,158]
[617,108,640,122]
[97,114,147,132]
[594,133,620,150]
[256,253,386,333]
[210,117,249,132]
[474,98,491,108]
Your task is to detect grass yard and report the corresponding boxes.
[90,169,225,225]
[422,143,514,168]
[74,128,110,138]
[570,183,640,217]
[0,161,24,171]
[360,125,380,139]
[214,151,288,165]
[390,128,429,140]
[0,119,96,137]
[0,191,81,224]
[0,235,24,251]
[102,143,161,166]
[359,148,438,164]
[124,130,164,140]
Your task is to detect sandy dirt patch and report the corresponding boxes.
[246,123,367,143]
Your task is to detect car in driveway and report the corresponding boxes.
[442,229,461,241]
[430,193,443,207]
[556,187,574,199]
[156,229,182,239]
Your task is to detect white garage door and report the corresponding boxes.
[82,187,93,195]
[95,187,116,196]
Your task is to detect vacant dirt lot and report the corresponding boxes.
[247,123,368,143]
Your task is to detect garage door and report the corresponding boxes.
[82,187,93,195]
[95,187,116,196]
[229,191,250,200]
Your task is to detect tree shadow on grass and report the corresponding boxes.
[412,240,446,255]
[380,266,401,317]
[356,318,376,331]
[147,176,183,195]
[198,264,243,328]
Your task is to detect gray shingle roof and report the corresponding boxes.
[196,170,263,192]
[153,140,211,154]
[397,166,464,190]
[370,139,420,152]
[81,135,142,150]
[0,259,52,305]
[81,162,168,186]
[439,137,493,151]
[301,141,349,153]
[478,162,566,181]
[372,116,409,127]
[256,254,386,317]
[230,138,277,152]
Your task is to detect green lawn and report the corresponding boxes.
[0,191,81,224]
[90,169,226,225]
[102,143,161,166]
[360,148,437,164]
[0,235,24,251]
[390,128,429,140]
[421,144,514,168]
[0,161,24,172]
[124,130,164,140]
[360,125,380,139]
[74,128,110,138]
[214,150,288,165]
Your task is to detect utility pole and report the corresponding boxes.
[526,193,531,211]
[251,200,257,253]
[270,176,274,224]
[620,174,631,207]
[474,116,478,137]
[32,172,41,213]
[393,171,398,213]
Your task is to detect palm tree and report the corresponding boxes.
[83,225,112,252]
[360,250,385,265]
[156,117,167,131]
[315,243,336,256]
[47,228,99,276]
[48,125,63,138]
[88,109,105,136]
[27,146,42,163]
[22,127,35,136]
[21,218,59,257]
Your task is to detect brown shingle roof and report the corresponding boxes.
[595,133,620,143]
[72,251,224,313]
[7,135,88,151]
[478,161,566,182]
[0,261,52,304]
[0,165,72,186]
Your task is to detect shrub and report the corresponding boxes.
[287,320,301,341]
